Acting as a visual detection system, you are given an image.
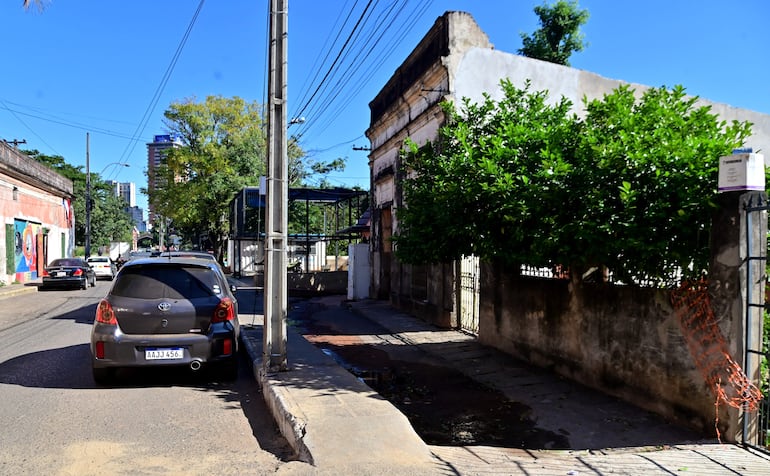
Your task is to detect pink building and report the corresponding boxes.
[0,141,74,284]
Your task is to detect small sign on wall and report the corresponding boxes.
[718,151,765,192]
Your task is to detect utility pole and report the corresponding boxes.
[85,133,92,258]
[2,139,27,148]
[263,0,288,372]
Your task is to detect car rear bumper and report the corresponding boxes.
[42,277,84,288]
[91,322,239,369]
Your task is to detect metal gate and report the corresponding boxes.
[743,194,769,454]
[458,255,479,334]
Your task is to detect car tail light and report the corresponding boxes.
[212,297,235,323]
[96,299,117,325]
[95,341,105,359]
[42,269,50,277]
[73,268,83,276]
[222,338,233,356]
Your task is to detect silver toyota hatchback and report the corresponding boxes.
[90,256,239,384]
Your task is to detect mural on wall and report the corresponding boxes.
[14,219,41,281]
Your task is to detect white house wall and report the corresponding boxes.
[453,47,770,152]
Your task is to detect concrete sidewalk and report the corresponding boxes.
[0,280,39,299]
[236,283,770,475]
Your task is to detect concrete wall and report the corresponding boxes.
[478,191,766,439]
[390,262,456,328]
[231,239,264,276]
[478,264,715,433]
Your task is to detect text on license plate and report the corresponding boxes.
[145,348,184,360]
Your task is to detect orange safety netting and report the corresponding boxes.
[670,279,763,439]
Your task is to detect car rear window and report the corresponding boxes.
[51,259,84,267]
[110,265,220,299]
[88,257,110,263]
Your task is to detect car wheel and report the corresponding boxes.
[90,276,96,287]
[92,367,115,385]
[80,280,87,290]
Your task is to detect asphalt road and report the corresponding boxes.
[0,282,312,475]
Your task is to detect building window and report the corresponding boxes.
[12,186,18,201]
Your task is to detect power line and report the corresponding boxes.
[1,99,137,126]
[0,99,61,155]
[291,0,375,123]
[292,0,360,113]
[297,0,427,140]
[293,0,389,136]
[117,0,206,165]
[0,102,146,142]
[289,0,436,146]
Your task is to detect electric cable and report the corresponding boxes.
[116,0,206,166]
[0,99,61,155]
[290,0,375,124]
[296,0,421,140]
[292,0,360,116]
[290,0,436,146]
[0,102,145,142]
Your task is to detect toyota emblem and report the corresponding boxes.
[158,302,171,312]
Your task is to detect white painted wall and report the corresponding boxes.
[453,47,770,153]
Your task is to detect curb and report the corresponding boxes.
[257,367,313,465]
[0,285,38,299]
[239,328,313,464]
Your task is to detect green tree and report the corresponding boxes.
[89,180,135,248]
[397,80,577,267]
[24,150,135,252]
[519,1,589,66]
[396,80,752,285]
[150,96,272,260]
[566,85,752,283]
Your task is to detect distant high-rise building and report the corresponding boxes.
[112,181,136,207]
[110,181,146,232]
[127,206,146,232]
[146,134,181,218]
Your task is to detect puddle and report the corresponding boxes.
[321,343,569,448]
[292,300,570,448]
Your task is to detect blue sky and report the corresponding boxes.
[1,1,768,216]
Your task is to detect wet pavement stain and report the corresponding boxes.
[292,301,570,449]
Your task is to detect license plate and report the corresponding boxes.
[56,272,66,277]
[145,348,184,360]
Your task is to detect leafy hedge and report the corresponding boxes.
[395,80,753,285]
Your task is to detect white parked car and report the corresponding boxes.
[86,256,117,281]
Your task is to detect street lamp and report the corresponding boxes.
[100,162,130,176]
[84,149,130,257]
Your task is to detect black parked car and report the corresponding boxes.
[90,256,240,384]
[42,258,96,290]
